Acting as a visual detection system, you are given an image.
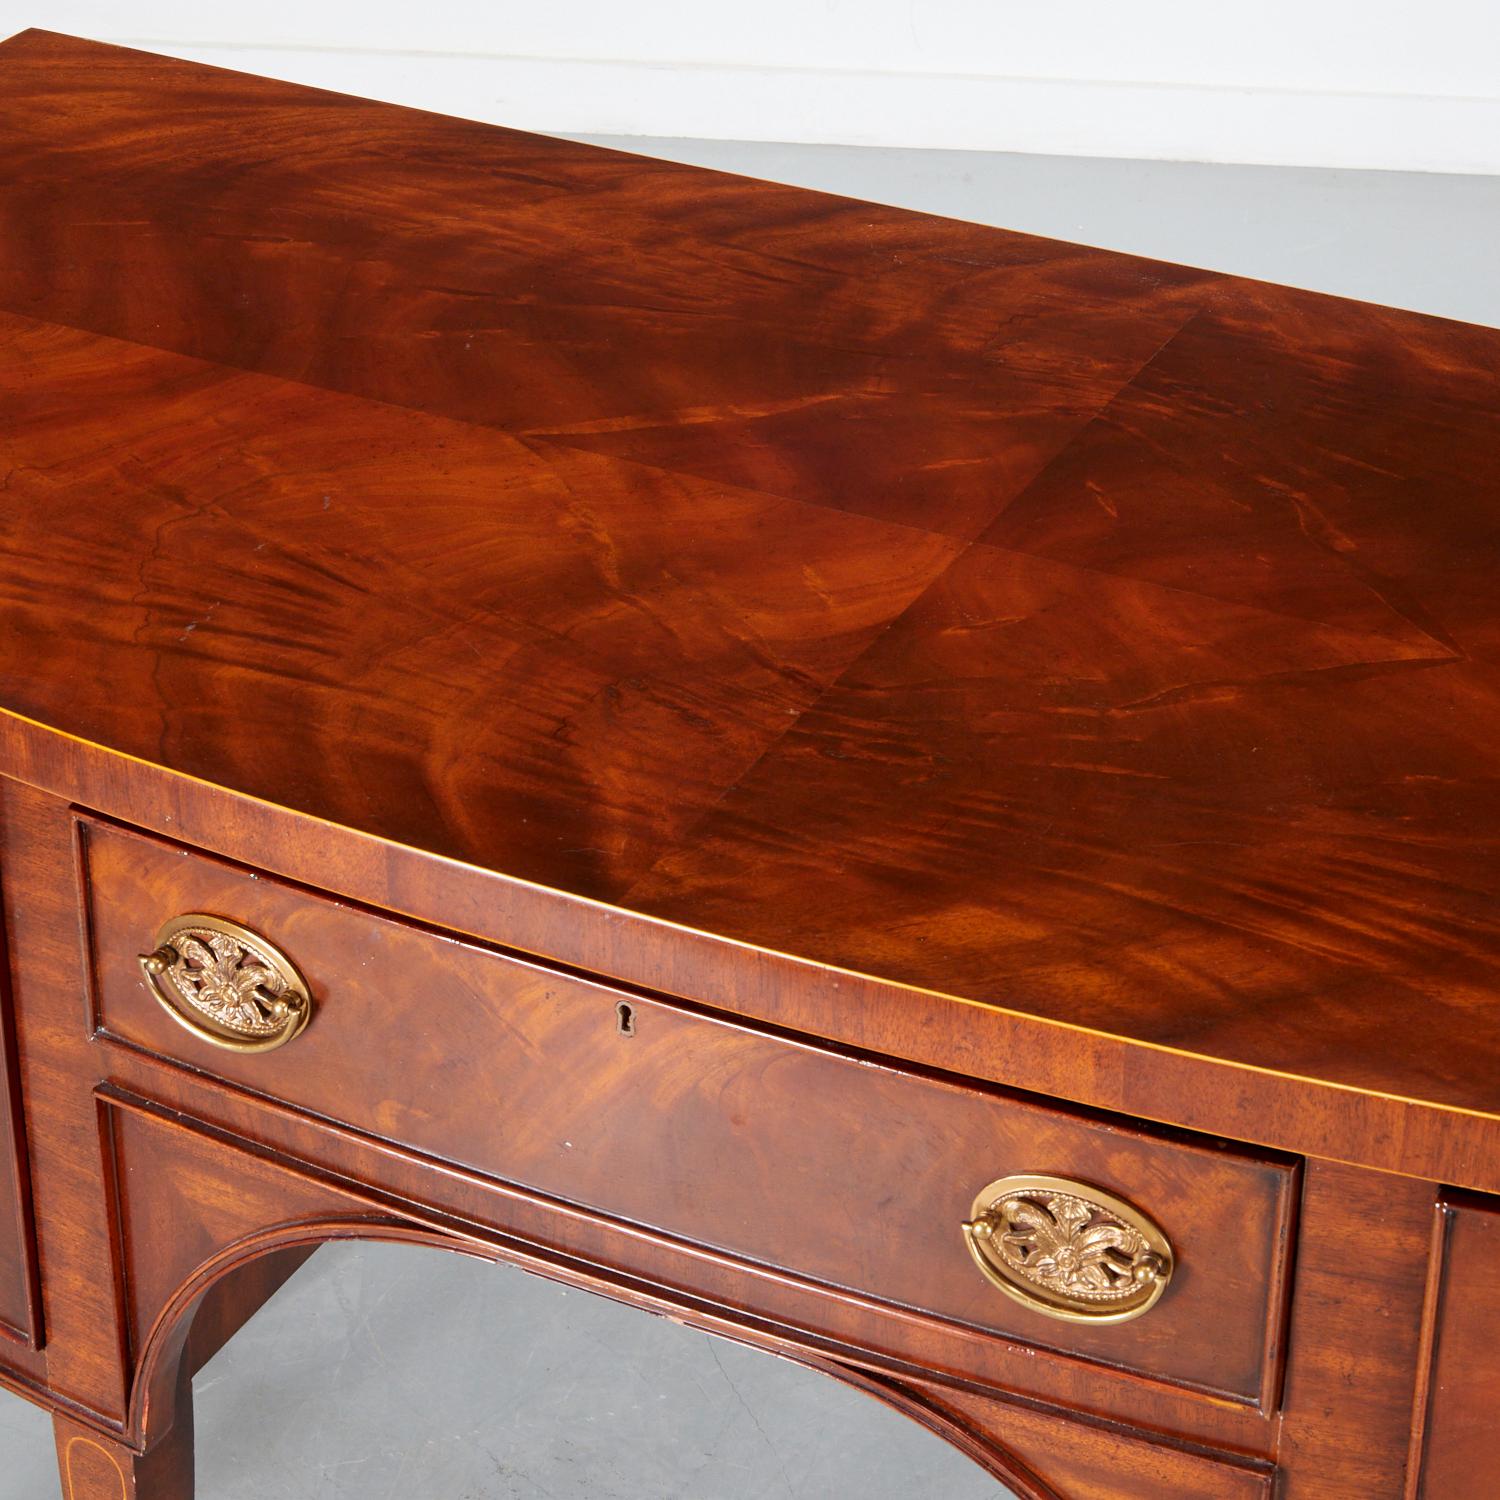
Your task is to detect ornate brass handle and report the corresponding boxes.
[139,914,312,1053]
[962,1174,1173,1324]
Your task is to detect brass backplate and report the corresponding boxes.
[139,913,312,1054]
[963,1173,1174,1324]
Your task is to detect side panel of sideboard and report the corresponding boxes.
[1411,1190,1500,1497]
[0,874,41,1350]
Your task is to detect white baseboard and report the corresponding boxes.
[111,40,1500,175]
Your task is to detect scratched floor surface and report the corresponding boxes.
[1,139,1495,1498]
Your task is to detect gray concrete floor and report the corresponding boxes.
[2,144,1496,1497]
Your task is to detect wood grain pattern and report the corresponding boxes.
[79,814,1299,1407]
[866,1374,1275,1500]
[54,1374,192,1500]
[99,1083,1276,1499]
[0,29,1498,1500]
[0,779,139,1423]
[16,763,1283,1475]
[0,29,1498,1134]
[99,1039,1284,1457]
[1408,1191,1500,1497]
[1276,1161,1435,1497]
[6,713,1500,1202]
[0,766,1465,1495]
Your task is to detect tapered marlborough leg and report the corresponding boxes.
[50,1247,308,1498]
[53,1408,193,1500]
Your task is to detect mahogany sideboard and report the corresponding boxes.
[1,28,1499,1499]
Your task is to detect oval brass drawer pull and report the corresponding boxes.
[139,914,312,1053]
[963,1174,1173,1324]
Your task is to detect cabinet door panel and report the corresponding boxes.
[0,951,40,1347]
[1415,1191,1500,1497]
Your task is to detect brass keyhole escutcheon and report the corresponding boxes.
[962,1174,1174,1324]
[139,914,312,1053]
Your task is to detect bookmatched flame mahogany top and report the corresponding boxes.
[2,30,1500,1134]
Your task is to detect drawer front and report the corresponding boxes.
[1415,1191,1500,1497]
[80,816,1297,1405]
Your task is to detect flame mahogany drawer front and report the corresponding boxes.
[79,813,1298,1407]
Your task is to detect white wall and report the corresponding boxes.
[5,1,1500,173]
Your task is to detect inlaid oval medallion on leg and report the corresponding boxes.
[54,1406,193,1500]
